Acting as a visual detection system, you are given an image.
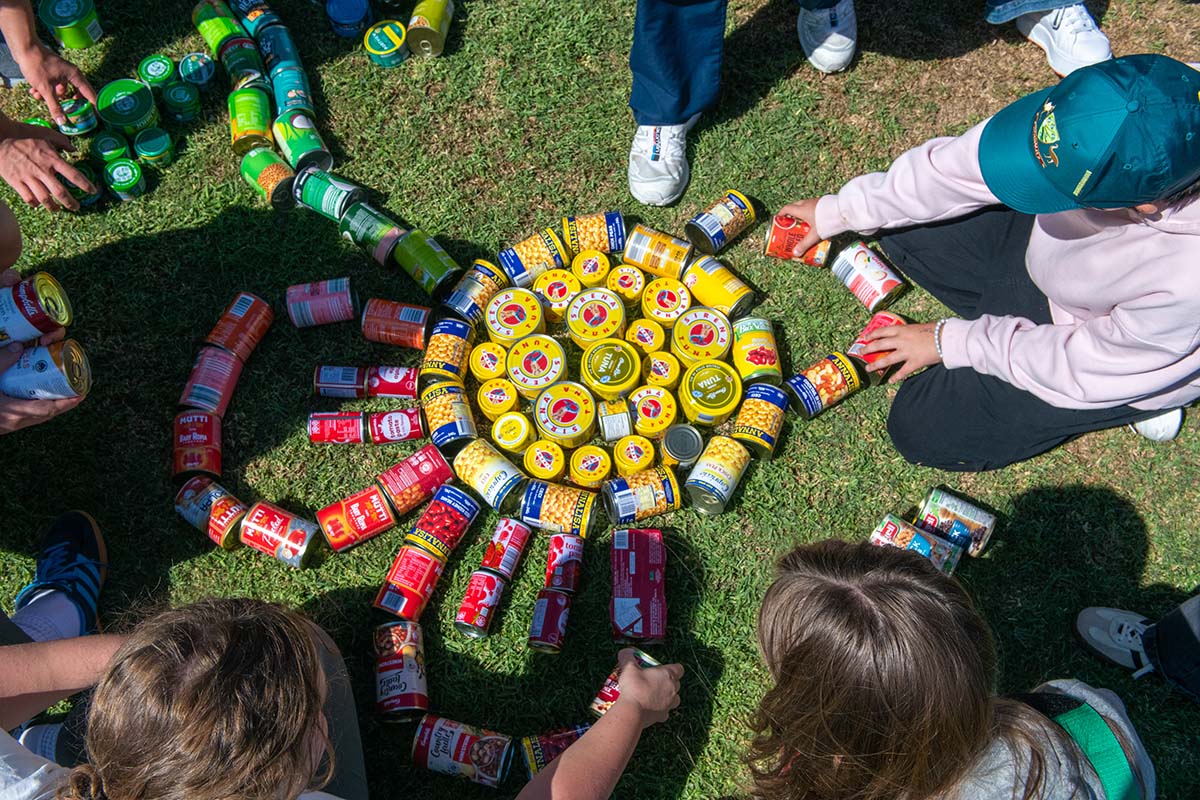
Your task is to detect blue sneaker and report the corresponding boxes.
[13,512,107,635]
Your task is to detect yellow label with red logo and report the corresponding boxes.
[613,434,655,477]
[532,269,581,324]
[485,288,545,346]
[533,381,597,448]
[566,288,626,348]
[641,278,692,328]
[477,378,519,421]
[625,318,665,356]
[629,385,677,440]
[671,307,732,367]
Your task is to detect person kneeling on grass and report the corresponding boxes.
[778,54,1200,472]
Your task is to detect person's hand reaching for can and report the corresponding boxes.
[17,41,98,126]
[776,198,822,258]
[857,321,942,383]
[611,647,683,728]
[0,115,93,211]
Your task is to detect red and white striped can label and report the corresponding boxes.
[368,409,424,443]
[239,501,320,568]
[314,365,367,398]
[478,518,532,581]
[286,278,355,328]
[173,410,222,477]
[307,412,366,444]
[545,533,584,593]
[180,346,244,417]
[455,570,506,636]
[205,292,274,363]
[374,621,428,718]
[316,484,397,552]
[366,365,418,399]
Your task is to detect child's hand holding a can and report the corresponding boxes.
[775,198,822,257]
[857,320,942,383]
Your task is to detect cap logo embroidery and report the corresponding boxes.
[1033,100,1061,168]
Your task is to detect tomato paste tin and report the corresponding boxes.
[227,85,271,155]
[545,532,584,593]
[601,466,681,525]
[580,339,640,402]
[375,621,427,719]
[731,383,789,458]
[915,488,995,557]
[0,272,71,344]
[784,352,864,420]
[622,224,692,281]
[613,434,655,477]
[685,436,751,514]
[295,168,366,221]
[313,365,366,398]
[174,475,246,549]
[96,79,157,137]
[565,288,626,349]
[498,228,568,288]
[492,411,534,455]
[361,298,432,349]
[671,307,732,367]
[339,202,404,265]
[179,346,242,415]
[629,386,676,441]
[846,310,906,382]
[679,359,742,426]
[477,379,519,421]
[317,484,398,552]
[485,288,545,346]
[731,316,782,385]
[411,715,513,787]
[596,398,633,442]
[443,259,508,326]
[404,484,480,560]
[406,0,455,57]
[529,588,571,653]
[569,445,611,489]
[659,423,704,470]
[611,527,667,642]
[455,569,507,638]
[393,230,463,301]
[507,334,566,399]
[308,411,366,444]
[231,0,279,37]
[375,444,454,516]
[520,480,598,538]
[240,146,295,208]
[470,342,507,382]
[533,381,597,448]
[641,278,691,329]
[272,109,332,172]
[571,250,611,288]
[39,0,103,49]
[103,158,145,201]
[366,366,418,399]
[420,318,472,384]
[206,291,274,363]
[327,0,372,37]
[607,265,645,307]
[532,269,580,324]
[239,501,320,568]
[173,410,222,478]
[624,319,664,358]
[453,438,526,512]
[521,724,591,778]
[369,409,425,443]
[562,211,626,254]
[378,544,445,620]
[0,339,89,400]
[590,649,661,717]
[479,517,532,581]
[364,19,408,67]
[869,513,962,575]
[642,351,681,392]
[685,189,756,254]
[286,278,356,327]
[680,255,754,319]
[272,66,315,115]
[762,214,831,266]
[179,51,217,90]
[419,382,476,454]
[830,242,905,312]
[523,440,565,482]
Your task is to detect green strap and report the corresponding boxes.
[1051,703,1141,800]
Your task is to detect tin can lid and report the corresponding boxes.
[534,382,597,443]
[326,0,370,24]
[662,423,704,461]
[39,0,94,26]
[507,334,566,393]
[138,54,175,84]
[580,339,641,397]
[58,338,92,396]
[571,249,611,284]
[492,412,533,452]
[97,79,155,127]
[671,307,731,364]
[681,359,742,417]
[630,386,677,438]
[642,278,691,325]
[614,435,654,470]
[643,350,681,388]
[60,96,93,117]
[478,379,519,418]
[607,265,645,302]
[31,272,72,327]
[523,440,565,479]
[469,342,508,382]
[625,318,665,355]
[364,19,407,54]
[134,127,172,158]
[163,81,201,110]
[104,157,143,190]
[90,130,129,161]
[180,52,217,85]
[486,288,543,340]
[570,445,611,479]
[533,269,581,315]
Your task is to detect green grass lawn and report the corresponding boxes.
[2,1,1199,797]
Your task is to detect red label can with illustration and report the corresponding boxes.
[307,411,366,444]
[375,621,428,720]
[368,409,424,443]
[404,484,481,561]
[239,500,320,568]
[479,517,532,581]
[846,311,906,366]
[762,214,831,267]
[179,345,244,417]
[411,715,514,787]
[173,410,222,478]
[455,569,507,638]
[205,291,274,363]
[528,588,572,653]
[174,475,247,549]
[378,545,446,620]
[830,241,905,312]
[366,365,418,399]
[375,445,454,516]
[544,533,584,593]
[317,483,398,552]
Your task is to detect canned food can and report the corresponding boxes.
[307,411,366,444]
[629,386,676,440]
[22,117,53,128]
[684,189,756,254]
[286,278,356,327]
[731,316,782,385]
[174,475,247,548]
[497,228,567,288]
[528,588,571,653]
[479,517,532,581]
[570,250,611,288]
[378,545,445,620]
[870,513,962,575]
[420,318,473,383]
[411,715,513,787]
[565,288,626,349]
[0,272,71,344]
[133,127,173,167]
[454,438,526,512]
[520,480,598,538]
[179,345,241,415]
[272,109,333,172]
[173,410,222,478]
[312,365,365,398]
[601,466,681,525]
[642,351,681,392]
[596,398,633,443]
[38,0,103,49]
[374,621,428,719]
[179,52,217,90]
[622,224,692,281]
[532,269,581,324]
[404,484,480,561]
[240,501,320,568]
[375,444,454,516]
[419,382,477,454]
[590,649,660,717]
[57,97,96,135]
[63,162,101,207]
[317,483,397,551]
[762,214,831,266]
[469,342,507,382]
[221,37,268,89]
[455,569,506,637]
[846,310,906,380]
[136,54,175,93]
[915,487,996,557]
[256,23,300,76]
[368,409,425,443]
[606,265,645,307]
[613,434,655,477]
[392,230,463,301]
[406,0,454,57]
[295,169,367,222]
[89,130,129,165]
[569,445,611,489]
[327,0,372,37]
[523,440,566,482]
[685,436,751,515]
[227,85,271,155]
[230,0,280,37]
[533,381,597,448]
[485,288,544,346]
[521,724,591,779]
[239,146,295,208]
[660,423,704,470]
[830,242,906,312]
[443,259,507,325]
[545,532,584,593]
[731,383,789,458]
[272,66,315,115]
[192,0,245,54]
[624,318,665,357]
[364,19,409,67]
[641,278,691,329]
[678,359,742,426]
[506,334,566,399]
[611,527,667,642]
[680,255,754,319]
[361,298,432,349]
[784,352,864,420]
[562,211,625,254]
[476,379,519,421]
[492,411,534,455]
[369,364,417,396]
[671,307,732,367]
[579,339,640,402]
[162,82,202,123]
[103,158,145,201]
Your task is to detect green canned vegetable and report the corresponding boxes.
[96,79,159,137]
[57,97,97,136]
[104,158,145,201]
[364,20,408,67]
[192,0,247,55]
[271,109,332,172]
[293,168,366,221]
[137,55,175,92]
[240,146,295,209]
[227,86,271,155]
[179,52,217,90]
[162,82,202,123]
[64,162,101,207]
[38,0,102,49]
[90,130,129,164]
[393,229,463,300]
[339,202,405,265]
[134,128,174,167]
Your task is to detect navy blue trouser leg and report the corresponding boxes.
[629,0,728,126]
[1143,595,1200,704]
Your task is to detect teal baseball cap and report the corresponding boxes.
[979,54,1200,214]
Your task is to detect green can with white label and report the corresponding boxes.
[227,86,271,155]
[393,229,464,300]
[90,130,129,164]
[137,55,176,93]
[162,82,202,123]
[293,168,366,221]
[104,158,146,201]
[38,0,103,49]
[271,109,332,172]
[240,147,295,209]
[338,202,405,265]
[134,128,174,167]
[96,79,159,138]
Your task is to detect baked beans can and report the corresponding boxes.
[479,517,532,581]
[622,224,692,281]
[420,382,476,454]
[681,255,755,320]
[614,434,654,477]
[393,230,464,301]
[374,443,455,515]
[571,250,611,288]
[227,84,271,155]
[374,621,427,719]
[629,386,676,441]
[314,365,367,398]
[523,440,565,482]
[685,435,751,515]
[272,66,315,115]
[660,423,704,471]
[442,259,508,326]
[521,724,591,778]
[580,339,641,402]
[602,466,681,525]
[642,351,682,392]
[339,202,405,266]
[173,410,222,478]
[671,307,732,367]
[684,189,756,255]
[532,269,581,324]
[915,487,996,557]
[846,310,906,382]
[529,588,572,653]
[731,383,789,458]
[607,265,646,307]
[272,108,333,173]
[470,342,508,382]
[406,0,454,57]
[366,365,419,399]
[611,527,667,642]
[308,411,366,444]
[590,649,661,717]
[294,168,367,222]
[533,382,597,448]
[317,483,398,552]
[625,318,665,357]
[562,211,626,254]
[731,317,782,385]
[0,339,89,399]
[179,346,242,415]
[830,242,905,312]
[174,475,246,549]
[569,445,611,489]
[762,214,832,266]
[369,409,425,443]
[455,569,507,638]
[679,359,742,427]
[240,501,321,568]
[404,484,480,560]
[485,288,545,347]
[869,513,962,575]
[206,292,274,364]
[453,438,526,512]
[497,228,568,288]
[364,19,409,67]
[378,544,445,620]
[420,318,473,384]
[506,334,567,399]
[521,480,598,538]
[239,146,295,208]
[411,715,514,787]
[477,379,519,422]
[641,278,692,329]
[0,272,71,344]
[361,298,433,349]
[784,352,864,420]
[565,288,626,349]
[492,411,534,455]
[287,278,357,328]
[597,398,633,443]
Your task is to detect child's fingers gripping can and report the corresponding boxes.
[317,484,398,552]
[374,621,428,719]
[0,272,71,343]
[178,346,241,415]
[0,339,91,399]
[915,487,996,557]
[520,480,598,538]
[869,513,963,575]
[485,288,545,347]
[731,383,789,458]
[392,230,464,301]
[830,241,906,312]
[478,517,533,581]
[544,532,585,593]
[571,250,611,288]
[174,475,246,549]
[528,588,572,653]
[562,211,626,255]
[453,438,526,513]
[498,229,568,288]
[63,162,101,207]
[227,84,271,155]
[368,409,425,443]
[845,311,906,384]
[272,109,332,172]
[684,189,756,255]
[455,569,507,638]
[684,435,751,515]
[361,298,432,349]
[57,97,97,135]
[589,648,661,717]
[569,445,611,489]
[606,265,646,308]
[295,168,367,222]
[308,411,367,444]
[784,352,864,420]
[731,316,782,385]
[601,466,681,525]
[375,444,454,516]
[671,307,732,367]
[762,214,831,266]
[623,224,692,281]
[420,318,473,385]
[678,359,742,427]
[377,544,445,620]
[412,715,514,788]
[173,410,222,478]
[659,423,704,471]
[239,501,321,568]
[239,146,295,209]
[641,278,692,329]
[287,278,357,327]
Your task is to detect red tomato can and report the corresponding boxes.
[174,475,247,549]
[173,410,221,478]
[366,365,418,399]
[479,517,532,581]
[762,214,831,266]
[404,484,481,561]
[205,291,274,363]
[846,310,906,373]
[368,409,425,443]
[314,365,368,398]
[611,528,667,643]
[239,500,321,568]
[361,297,432,349]
[379,544,446,620]
[307,411,367,444]
[375,444,454,516]
[455,569,507,638]
[589,648,661,717]
[528,588,572,653]
[374,621,428,720]
[286,277,357,327]
[317,483,397,552]
[545,533,584,593]
[179,345,243,416]
[412,715,514,787]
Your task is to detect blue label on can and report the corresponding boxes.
[232,0,282,37]
[520,480,550,527]
[941,519,973,551]
[442,290,484,324]
[497,247,529,287]
[326,0,372,36]
[746,383,788,410]
[431,418,474,448]
[431,484,482,521]
[432,318,471,340]
[604,212,626,252]
[784,374,823,417]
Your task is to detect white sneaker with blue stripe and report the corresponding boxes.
[628,113,700,207]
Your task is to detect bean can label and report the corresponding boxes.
[205,291,274,363]
[520,480,598,538]
[545,533,585,593]
[641,278,691,328]
[506,334,566,398]
[412,715,513,787]
[479,517,532,581]
[308,411,366,444]
[784,352,863,419]
[453,439,525,511]
[685,436,751,515]
[566,288,626,348]
[455,570,506,637]
[174,476,247,549]
[684,189,755,255]
[173,410,222,478]
[916,488,996,557]
[611,527,667,642]
[528,588,572,652]
[375,621,428,719]
[361,298,431,349]
[830,242,905,312]
[671,307,732,366]
[846,311,906,367]
[239,501,320,568]
[533,381,597,448]
[590,649,661,717]
[404,484,481,561]
[317,484,397,552]
[762,214,832,266]
[375,444,455,516]
[870,513,962,575]
[731,383,789,458]
[731,317,782,385]
[369,409,424,443]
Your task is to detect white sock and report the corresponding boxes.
[11,590,83,642]
[17,723,62,760]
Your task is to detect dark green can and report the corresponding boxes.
[293,168,366,221]
[90,130,129,164]
[393,230,464,300]
[338,202,404,265]
[271,109,332,172]
[218,36,268,89]
[134,128,174,167]
[65,162,102,207]
[162,82,202,123]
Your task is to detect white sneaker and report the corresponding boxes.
[1016,4,1112,77]
[1075,607,1155,677]
[627,113,700,207]
[1130,408,1183,442]
[797,0,857,74]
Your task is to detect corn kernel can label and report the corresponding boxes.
[622,224,692,281]
[601,466,681,525]
[671,307,732,366]
[685,436,751,515]
[629,386,676,440]
[444,259,507,325]
[420,382,477,450]
[420,318,472,382]
[563,211,626,254]
[454,438,525,511]
[534,381,597,448]
[565,288,625,348]
[506,334,566,398]
[520,480,597,538]
[730,383,789,458]
[498,229,567,288]
[731,316,782,385]
[485,288,544,346]
[580,339,641,402]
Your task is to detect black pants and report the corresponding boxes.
[1144,595,1200,704]
[877,208,1160,472]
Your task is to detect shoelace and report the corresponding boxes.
[1111,621,1145,648]
[38,541,102,585]
[1053,4,1098,34]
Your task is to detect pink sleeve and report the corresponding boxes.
[814,121,1000,239]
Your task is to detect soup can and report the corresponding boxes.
[375,621,427,719]
[227,85,271,155]
[571,250,611,288]
[485,288,544,346]
[762,214,831,267]
[622,224,692,281]
[230,0,280,37]
[596,398,633,443]
[606,265,645,307]
[273,66,315,114]
[133,127,173,167]
[103,158,145,201]
[479,517,532,581]
[0,272,71,344]
[569,445,611,489]
[641,278,691,329]
[671,307,732,367]
[477,379,519,422]
[528,588,572,653]
[307,411,366,444]
[784,352,864,420]
[506,334,567,399]
[179,346,241,415]
[678,359,742,426]
[869,513,962,576]
[523,440,565,483]
[613,434,655,477]
[419,382,477,454]
[731,383,789,458]
[629,386,676,441]
[257,23,300,76]
[455,570,506,637]
[317,484,398,552]
[287,278,357,327]
[589,648,661,717]
[915,487,996,557]
[521,725,591,779]
[136,54,175,94]
[375,444,454,516]
[179,52,217,90]
[497,228,568,288]
[96,79,158,138]
[239,146,295,208]
[0,339,90,399]
[364,19,409,67]
[731,316,782,385]
[545,532,584,593]
[680,255,754,320]
[295,168,367,221]
[367,366,418,398]
[642,351,681,392]
[624,319,664,358]
[369,409,425,443]
[361,298,432,349]
[562,211,626,254]
[378,545,445,620]
[412,715,513,787]
[520,480,598,538]
[313,365,366,398]
[392,230,463,301]
[469,342,508,382]
[173,410,222,478]
[239,501,320,568]
[57,97,97,135]
[533,381,597,448]
[660,423,704,471]
[532,269,580,324]
[443,259,508,326]
[406,0,455,57]
[601,466,681,525]
[580,339,640,402]
[327,0,372,37]
[174,475,246,548]
[454,438,526,512]
[830,241,906,312]
[492,412,534,456]
[565,288,626,349]
[272,109,333,172]
[685,436,751,515]
[38,0,103,49]
[404,484,480,561]
[89,130,129,165]
[162,82,202,123]
[846,310,906,382]
[684,189,755,254]
[420,318,473,384]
